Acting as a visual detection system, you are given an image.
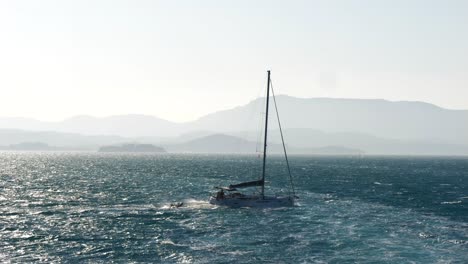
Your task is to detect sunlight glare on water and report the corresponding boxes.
[0,152,467,263]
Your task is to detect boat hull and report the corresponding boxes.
[209,195,294,208]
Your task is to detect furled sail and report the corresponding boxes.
[229,179,264,189]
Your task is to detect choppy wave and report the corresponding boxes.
[0,152,467,263]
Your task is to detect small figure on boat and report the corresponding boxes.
[216,189,225,200]
[170,202,184,208]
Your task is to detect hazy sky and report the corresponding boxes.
[1,0,467,122]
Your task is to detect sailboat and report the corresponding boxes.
[209,70,296,208]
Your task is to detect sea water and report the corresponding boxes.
[0,152,467,263]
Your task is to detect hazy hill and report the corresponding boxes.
[0,128,466,155]
[98,144,166,153]
[1,96,468,155]
[163,133,364,154]
[56,115,181,138]
[235,128,468,155]
[0,142,56,151]
[0,117,51,131]
[2,97,467,145]
[293,145,365,155]
[189,96,468,145]
[165,134,256,153]
[0,129,127,149]
[0,115,181,138]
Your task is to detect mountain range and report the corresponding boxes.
[1,96,467,155]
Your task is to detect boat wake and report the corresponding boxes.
[160,199,214,210]
[182,198,214,209]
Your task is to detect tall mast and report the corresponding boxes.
[261,70,271,199]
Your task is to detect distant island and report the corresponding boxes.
[98,143,166,153]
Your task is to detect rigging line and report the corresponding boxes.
[243,81,264,154]
[254,78,267,154]
[270,80,296,197]
[255,112,264,153]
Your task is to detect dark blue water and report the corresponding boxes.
[1,153,467,263]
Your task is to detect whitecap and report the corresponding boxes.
[221,250,252,256]
[441,201,462,204]
[160,239,177,246]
